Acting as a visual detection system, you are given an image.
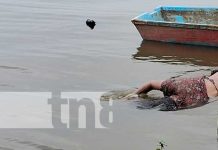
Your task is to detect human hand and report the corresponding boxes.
[123,93,138,100]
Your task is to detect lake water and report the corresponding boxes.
[0,0,217,92]
[0,0,218,150]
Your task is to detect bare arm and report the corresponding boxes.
[135,80,164,95]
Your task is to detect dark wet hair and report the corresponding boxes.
[136,96,178,111]
[158,97,178,111]
[211,69,218,76]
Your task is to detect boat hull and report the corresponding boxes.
[133,22,218,46]
[132,6,218,47]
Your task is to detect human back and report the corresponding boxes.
[206,71,218,97]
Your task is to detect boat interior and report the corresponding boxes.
[136,7,218,25]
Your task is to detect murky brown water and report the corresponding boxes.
[0,0,218,150]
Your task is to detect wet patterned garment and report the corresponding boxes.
[160,76,209,109]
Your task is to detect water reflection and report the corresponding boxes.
[133,40,218,66]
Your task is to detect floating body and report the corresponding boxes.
[132,6,218,47]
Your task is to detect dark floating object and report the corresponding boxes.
[86,19,96,30]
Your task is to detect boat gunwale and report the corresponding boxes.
[131,19,218,31]
[154,6,218,12]
[131,6,218,31]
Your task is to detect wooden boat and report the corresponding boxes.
[132,6,218,47]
